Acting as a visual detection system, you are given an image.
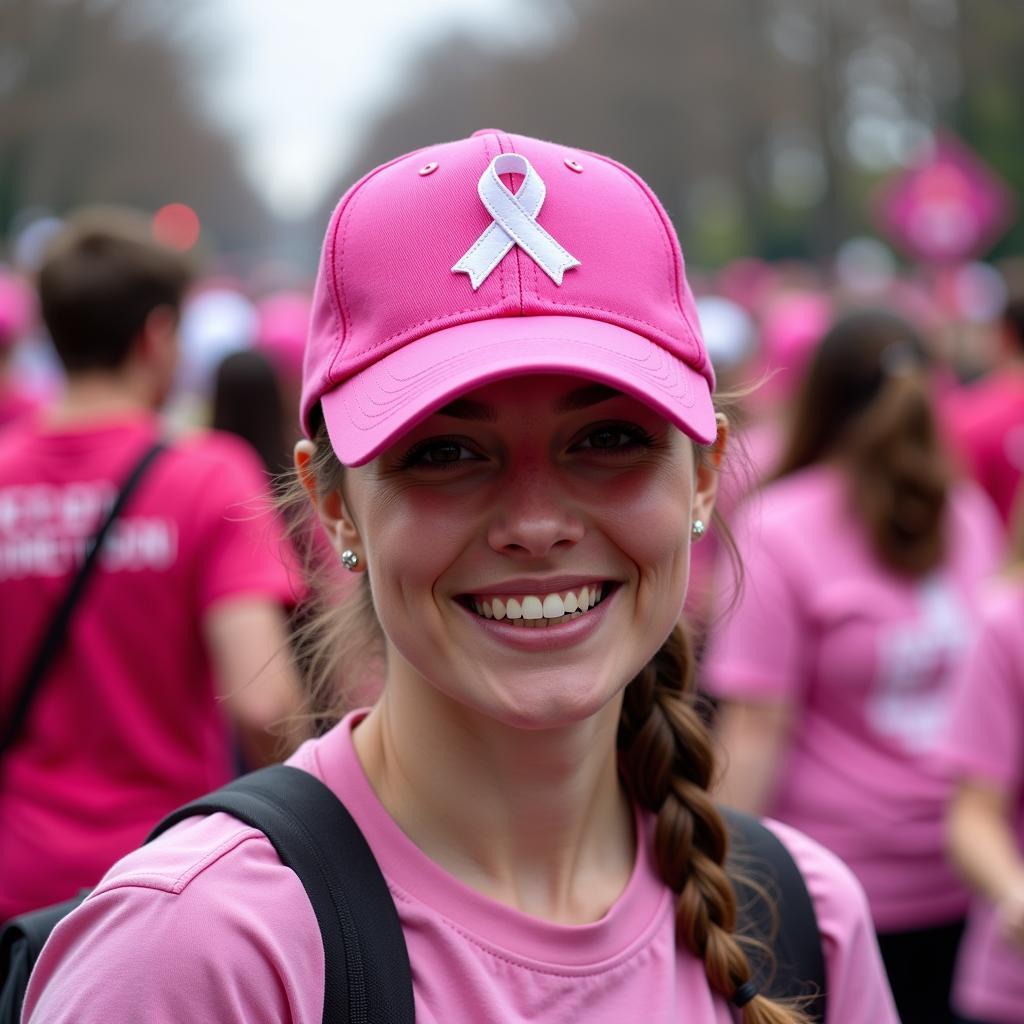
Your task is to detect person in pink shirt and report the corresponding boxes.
[704,310,1003,1024]
[0,210,306,922]
[944,296,1024,526]
[941,513,1024,1024]
[25,132,896,1023]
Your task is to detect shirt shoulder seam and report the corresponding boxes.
[90,822,270,898]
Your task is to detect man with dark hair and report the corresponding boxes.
[0,209,305,921]
[946,295,1024,526]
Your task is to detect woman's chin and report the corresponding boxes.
[466,670,627,732]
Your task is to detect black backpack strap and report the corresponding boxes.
[0,440,167,757]
[721,807,827,1022]
[0,893,90,1022]
[147,764,415,1024]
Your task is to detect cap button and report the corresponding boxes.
[471,128,504,138]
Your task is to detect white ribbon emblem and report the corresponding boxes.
[452,153,580,290]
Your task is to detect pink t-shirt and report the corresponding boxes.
[0,413,297,921]
[937,581,1024,1024]
[0,385,39,432]
[24,710,897,1023]
[703,464,1003,931]
[944,369,1024,525]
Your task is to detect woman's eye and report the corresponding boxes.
[575,424,654,452]
[399,438,482,469]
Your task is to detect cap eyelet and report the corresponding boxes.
[418,162,439,176]
[564,158,583,173]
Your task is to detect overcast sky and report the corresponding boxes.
[193,1,560,220]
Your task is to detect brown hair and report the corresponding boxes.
[212,350,292,478]
[37,207,192,374]
[773,310,953,577]
[281,415,809,1022]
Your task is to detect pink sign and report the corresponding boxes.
[875,133,1016,264]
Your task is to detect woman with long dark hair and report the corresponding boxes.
[705,310,1003,1023]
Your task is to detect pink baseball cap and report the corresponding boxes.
[302,129,716,465]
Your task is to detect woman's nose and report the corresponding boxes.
[486,464,585,558]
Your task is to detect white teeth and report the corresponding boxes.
[469,584,611,623]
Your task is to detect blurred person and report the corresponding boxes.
[210,343,343,580]
[742,289,833,480]
[210,345,353,706]
[703,310,1003,1023]
[0,270,41,430]
[945,294,1024,526]
[23,130,898,1024]
[212,348,292,479]
[255,289,310,419]
[164,284,257,433]
[940,503,1024,1024]
[0,209,305,922]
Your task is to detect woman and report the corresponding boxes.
[704,311,1003,1023]
[941,501,1024,1024]
[23,131,895,1023]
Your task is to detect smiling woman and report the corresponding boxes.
[301,374,702,732]
[22,130,898,1024]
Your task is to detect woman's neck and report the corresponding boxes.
[353,680,635,925]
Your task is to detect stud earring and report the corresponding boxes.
[691,520,706,540]
[340,549,360,571]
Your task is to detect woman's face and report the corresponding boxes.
[319,374,721,730]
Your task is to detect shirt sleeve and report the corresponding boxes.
[23,825,324,1024]
[765,819,900,1024]
[701,500,808,702]
[938,593,1024,793]
[188,435,300,612]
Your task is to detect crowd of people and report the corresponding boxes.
[0,129,1022,1023]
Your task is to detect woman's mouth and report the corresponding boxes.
[460,583,611,627]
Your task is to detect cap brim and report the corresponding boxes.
[321,315,716,466]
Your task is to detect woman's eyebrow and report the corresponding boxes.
[553,383,624,412]
[435,397,498,421]
[436,383,624,421]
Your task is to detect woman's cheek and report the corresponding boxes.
[603,469,694,615]
[364,494,476,632]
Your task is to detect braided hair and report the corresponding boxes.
[618,627,811,1023]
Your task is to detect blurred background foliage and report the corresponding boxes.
[1,0,1022,272]
[0,0,267,261]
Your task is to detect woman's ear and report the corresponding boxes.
[691,414,728,529]
[294,440,363,562]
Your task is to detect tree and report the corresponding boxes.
[0,0,270,262]
[324,0,1022,268]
